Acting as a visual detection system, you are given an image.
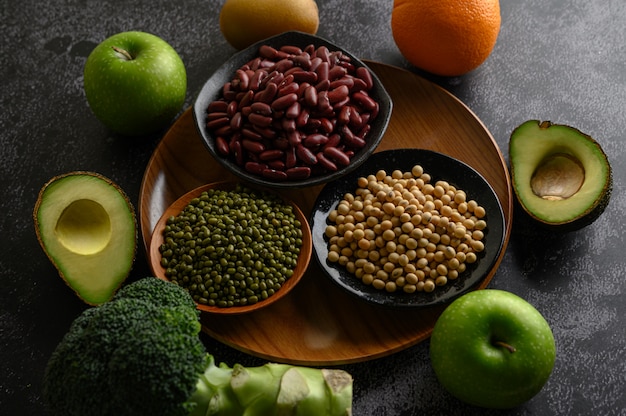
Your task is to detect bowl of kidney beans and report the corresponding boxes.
[193,31,393,189]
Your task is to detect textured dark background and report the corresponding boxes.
[2,0,625,415]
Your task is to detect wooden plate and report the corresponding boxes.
[139,61,513,365]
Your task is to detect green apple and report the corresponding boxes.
[84,31,187,136]
[429,289,556,409]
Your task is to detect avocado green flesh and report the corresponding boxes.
[34,173,137,305]
[510,121,611,225]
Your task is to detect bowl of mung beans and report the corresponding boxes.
[310,149,506,308]
[149,181,312,314]
[193,31,393,189]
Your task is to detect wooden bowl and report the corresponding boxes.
[149,181,312,314]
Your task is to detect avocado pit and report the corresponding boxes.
[56,199,112,255]
[530,153,585,201]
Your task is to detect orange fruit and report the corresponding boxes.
[391,0,501,76]
[219,0,320,50]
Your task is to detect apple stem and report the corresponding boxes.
[112,46,134,61]
[494,340,517,353]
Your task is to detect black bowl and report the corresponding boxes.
[193,31,393,189]
[310,149,506,308]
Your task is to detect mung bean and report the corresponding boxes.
[160,184,303,307]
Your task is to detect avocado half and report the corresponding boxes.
[33,172,137,305]
[509,120,612,231]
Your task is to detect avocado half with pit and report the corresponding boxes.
[509,120,612,231]
[33,172,137,305]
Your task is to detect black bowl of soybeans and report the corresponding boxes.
[193,31,393,189]
[310,149,506,308]
[149,181,312,314]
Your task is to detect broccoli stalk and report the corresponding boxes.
[188,356,352,416]
[43,277,352,416]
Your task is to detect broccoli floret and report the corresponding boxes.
[43,277,353,416]
[113,276,197,311]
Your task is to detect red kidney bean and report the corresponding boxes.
[304,85,318,107]
[242,138,265,154]
[208,100,228,112]
[328,65,347,81]
[292,71,318,84]
[324,133,342,149]
[249,70,266,91]
[214,124,232,136]
[309,57,322,72]
[316,152,338,171]
[304,133,329,147]
[296,144,318,165]
[315,46,330,62]
[230,112,243,130]
[356,66,374,90]
[352,91,377,112]
[231,140,244,166]
[242,128,263,141]
[306,118,322,131]
[296,108,309,128]
[285,101,301,119]
[285,146,297,168]
[245,161,268,175]
[293,54,311,69]
[262,168,288,181]
[273,58,294,74]
[255,82,278,103]
[249,102,271,116]
[330,77,354,90]
[285,166,311,179]
[280,45,302,55]
[315,61,329,82]
[344,134,366,149]
[254,126,277,140]
[349,107,363,128]
[207,111,228,121]
[248,113,273,128]
[278,81,299,97]
[259,45,278,59]
[269,71,286,87]
[271,93,298,111]
[332,96,350,111]
[234,69,249,90]
[319,117,334,134]
[315,78,331,92]
[227,101,238,117]
[288,131,302,147]
[327,85,349,103]
[324,146,351,166]
[215,136,230,156]
[357,124,371,139]
[206,43,383,182]
[239,90,254,108]
[267,159,286,170]
[259,149,284,161]
[338,105,351,125]
[282,118,296,132]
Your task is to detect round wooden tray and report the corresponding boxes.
[139,61,513,366]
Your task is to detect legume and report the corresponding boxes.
[205,43,381,181]
[325,166,488,294]
[159,185,303,307]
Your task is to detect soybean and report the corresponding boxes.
[325,165,488,294]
